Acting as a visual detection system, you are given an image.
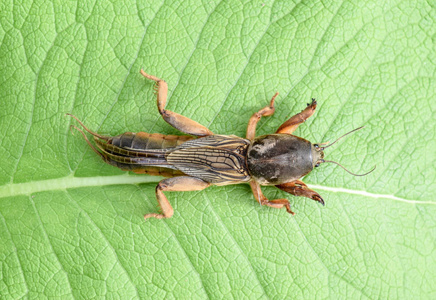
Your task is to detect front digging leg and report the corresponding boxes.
[276,98,317,134]
[275,180,324,206]
[140,69,213,137]
[145,176,211,220]
[249,181,295,215]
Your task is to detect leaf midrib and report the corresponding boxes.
[0,174,431,205]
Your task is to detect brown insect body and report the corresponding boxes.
[94,132,322,187]
[68,70,370,219]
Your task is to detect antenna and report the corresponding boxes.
[321,159,376,176]
[321,126,364,150]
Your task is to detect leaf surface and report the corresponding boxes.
[1,0,435,298]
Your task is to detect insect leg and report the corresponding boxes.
[249,181,295,215]
[275,98,317,134]
[246,92,278,140]
[275,180,324,205]
[140,70,213,137]
[144,176,211,220]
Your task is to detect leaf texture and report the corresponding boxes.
[0,0,435,298]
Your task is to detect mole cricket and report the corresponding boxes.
[68,70,374,219]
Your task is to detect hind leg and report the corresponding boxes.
[140,70,213,137]
[145,176,211,220]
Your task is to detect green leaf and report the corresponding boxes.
[1,0,435,298]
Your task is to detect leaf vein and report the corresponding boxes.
[28,195,75,299]
[0,210,30,298]
[201,191,269,298]
[136,185,209,298]
[64,190,141,299]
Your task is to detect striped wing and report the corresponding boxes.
[166,135,251,185]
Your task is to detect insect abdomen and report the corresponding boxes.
[111,132,194,151]
[93,132,195,178]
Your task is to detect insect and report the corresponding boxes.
[68,70,374,219]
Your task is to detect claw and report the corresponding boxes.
[313,195,325,206]
[285,206,296,215]
[307,98,317,107]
